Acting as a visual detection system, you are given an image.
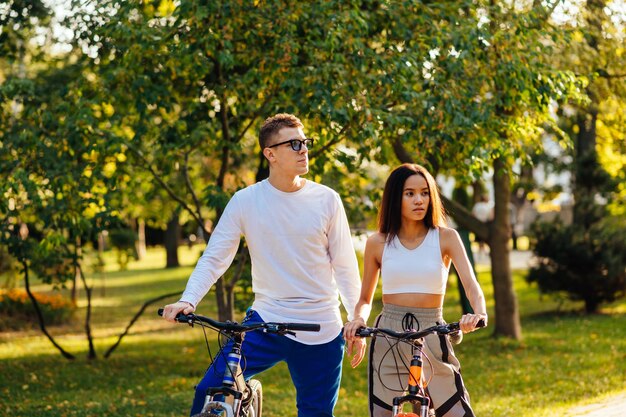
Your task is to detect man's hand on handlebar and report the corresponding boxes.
[162,300,196,323]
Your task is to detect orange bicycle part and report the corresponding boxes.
[408,356,422,388]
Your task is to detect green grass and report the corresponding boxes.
[1,246,625,416]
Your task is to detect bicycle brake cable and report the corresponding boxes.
[376,334,409,393]
[200,325,214,364]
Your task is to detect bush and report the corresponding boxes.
[527,219,626,313]
[0,289,76,330]
[108,228,138,271]
[0,246,19,288]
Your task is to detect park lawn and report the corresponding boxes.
[1,246,625,417]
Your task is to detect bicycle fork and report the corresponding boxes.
[392,353,430,417]
[201,333,247,417]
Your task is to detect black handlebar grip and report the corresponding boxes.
[158,308,191,323]
[476,319,486,328]
[355,327,373,337]
[286,323,321,332]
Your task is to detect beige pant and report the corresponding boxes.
[368,304,476,417]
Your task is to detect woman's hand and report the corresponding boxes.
[344,317,367,368]
[343,317,366,339]
[459,313,488,334]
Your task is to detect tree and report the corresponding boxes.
[528,219,626,313]
[56,0,588,337]
[0,0,52,288]
[0,62,128,359]
[67,0,383,321]
[0,0,139,359]
[527,0,626,313]
[347,1,581,338]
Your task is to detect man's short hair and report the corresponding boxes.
[259,113,304,149]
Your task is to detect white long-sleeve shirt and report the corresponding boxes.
[180,179,361,344]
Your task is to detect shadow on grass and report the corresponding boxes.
[526,307,626,322]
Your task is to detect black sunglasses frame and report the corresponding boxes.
[267,138,314,151]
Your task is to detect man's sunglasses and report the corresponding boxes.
[267,138,314,152]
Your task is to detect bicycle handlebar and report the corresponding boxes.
[355,319,485,340]
[158,308,321,334]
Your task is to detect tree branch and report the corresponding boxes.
[182,150,208,237]
[77,261,97,360]
[125,140,206,233]
[22,261,75,360]
[391,137,489,240]
[233,90,277,144]
[392,135,415,165]
[310,122,352,160]
[596,69,626,79]
[441,195,490,240]
[104,291,183,358]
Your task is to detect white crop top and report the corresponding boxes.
[381,228,449,295]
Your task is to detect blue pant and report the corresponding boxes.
[191,310,345,417]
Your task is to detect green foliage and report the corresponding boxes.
[108,228,137,250]
[0,288,75,330]
[350,2,583,179]
[0,246,19,288]
[0,0,50,62]
[108,229,138,271]
[1,47,127,285]
[527,0,626,315]
[3,0,622,342]
[552,0,626,214]
[527,219,626,313]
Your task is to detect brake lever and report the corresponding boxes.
[176,313,195,326]
[263,324,296,337]
[355,327,375,337]
[264,323,280,333]
[439,325,454,334]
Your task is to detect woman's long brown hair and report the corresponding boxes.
[378,163,447,243]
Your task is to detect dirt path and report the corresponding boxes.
[565,392,626,417]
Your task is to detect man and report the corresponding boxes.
[162,113,362,417]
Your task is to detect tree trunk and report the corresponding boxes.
[489,157,522,339]
[97,231,106,297]
[70,268,78,305]
[584,297,600,314]
[573,109,598,228]
[212,143,235,321]
[135,218,147,261]
[454,229,474,314]
[215,280,235,322]
[165,211,180,268]
[76,258,97,360]
[22,261,75,360]
[74,237,97,359]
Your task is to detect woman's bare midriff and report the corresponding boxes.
[382,292,444,309]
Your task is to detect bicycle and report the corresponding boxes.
[158,308,320,417]
[355,319,485,417]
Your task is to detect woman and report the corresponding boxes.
[344,163,487,417]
